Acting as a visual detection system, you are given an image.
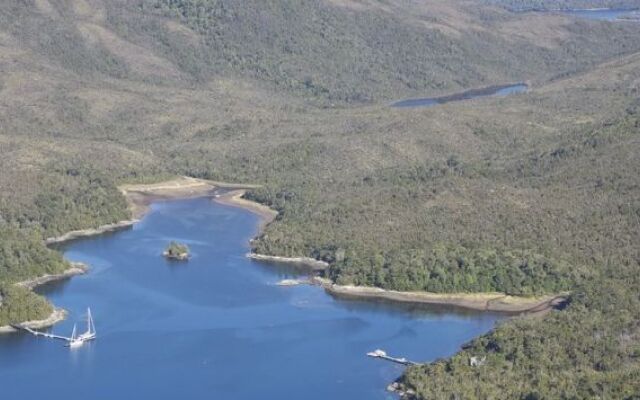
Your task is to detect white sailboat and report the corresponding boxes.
[66,308,96,348]
[68,324,82,348]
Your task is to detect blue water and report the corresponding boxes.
[560,8,639,21]
[0,198,501,399]
[391,83,528,108]
[493,84,528,96]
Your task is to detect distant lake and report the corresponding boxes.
[550,8,639,21]
[0,198,501,399]
[391,83,527,108]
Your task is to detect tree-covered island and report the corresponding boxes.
[163,242,190,261]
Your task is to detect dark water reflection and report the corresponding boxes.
[0,198,502,399]
[391,83,527,108]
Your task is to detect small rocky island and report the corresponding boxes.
[163,241,190,261]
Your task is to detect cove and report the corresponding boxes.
[0,198,502,399]
[391,83,527,108]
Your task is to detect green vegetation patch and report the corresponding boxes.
[401,272,640,398]
[328,244,574,295]
[164,241,190,260]
[0,229,68,285]
[0,284,53,327]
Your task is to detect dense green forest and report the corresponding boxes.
[401,270,640,398]
[0,167,129,237]
[0,172,118,324]
[0,0,639,397]
[0,284,53,327]
[325,244,575,295]
[0,229,68,284]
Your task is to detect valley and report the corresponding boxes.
[0,0,639,398]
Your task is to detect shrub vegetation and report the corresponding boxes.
[0,0,638,396]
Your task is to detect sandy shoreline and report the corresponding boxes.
[120,177,221,219]
[339,286,564,314]
[310,277,567,314]
[213,189,278,227]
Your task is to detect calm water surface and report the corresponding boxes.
[391,83,527,108]
[560,8,639,21]
[0,198,502,399]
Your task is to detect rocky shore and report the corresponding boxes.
[16,263,88,290]
[45,221,138,245]
[247,253,330,271]
[311,277,567,314]
[276,279,310,286]
[0,308,67,334]
[120,177,222,219]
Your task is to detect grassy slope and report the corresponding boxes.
[0,0,638,395]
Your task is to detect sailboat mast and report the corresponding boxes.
[89,308,95,334]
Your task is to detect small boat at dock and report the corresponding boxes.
[366,349,419,366]
[66,308,96,348]
[14,307,96,348]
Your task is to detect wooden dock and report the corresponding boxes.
[11,325,71,342]
[367,349,419,366]
[11,307,96,347]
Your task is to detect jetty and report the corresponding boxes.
[366,349,419,366]
[13,307,96,348]
[13,326,71,342]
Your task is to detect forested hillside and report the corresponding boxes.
[138,0,640,101]
[0,0,639,397]
[4,0,640,103]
